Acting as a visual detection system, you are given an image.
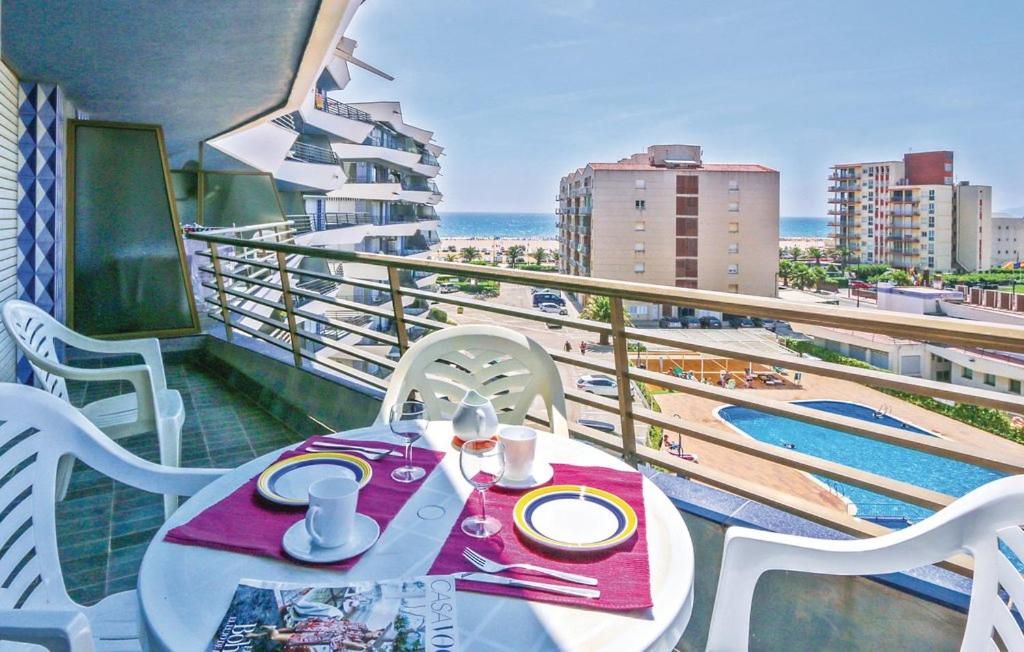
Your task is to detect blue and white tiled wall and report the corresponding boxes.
[16,82,65,384]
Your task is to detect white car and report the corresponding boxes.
[576,374,618,397]
[538,302,568,315]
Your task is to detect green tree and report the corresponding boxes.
[808,265,828,291]
[778,259,794,285]
[533,247,547,264]
[807,247,824,265]
[835,246,852,271]
[878,268,913,286]
[580,295,631,345]
[506,245,526,268]
[551,250,561,262]
[790,262,812,289]
[460,246,479,262]
[790,246,803,262]
[779,246,788,260]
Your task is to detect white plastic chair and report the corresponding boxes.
[2,300,185,519]
[376,324,569,437]
[0,383,225,651]
[706,475,1024,651]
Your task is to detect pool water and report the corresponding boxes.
[718,400,1006,525]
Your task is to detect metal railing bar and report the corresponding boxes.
[401,286,611,334]
[628,365,1024,474]
[199,267,284,293]
[299,351,389,390]
[297,330,398,369]
[288,287,396,320]
[625,327,1024,414]
[209,314,294,354]
[280,265,393,294]
[630,405,953,511]
[184,231,1024,353]
[291,307,399,346]
[212,300,293,336]
[201,282,286,311]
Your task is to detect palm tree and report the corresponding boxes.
[533,247,547,265]
[808,265,828,291]
[460,246,480,263]
[790,263,812,289]
[580,296,631,345]
[779,246,788,260]
[551,251,561,263]
[835,246,851,271]
[778,259,794,286]
[880,269,913,286]
[506,245,525,268]
[807,247,824,265]
[790,246,803,262]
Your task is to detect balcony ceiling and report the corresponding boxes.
[2,0,329,166]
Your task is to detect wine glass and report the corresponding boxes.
[389,401,428,483]
[459,439,505,538]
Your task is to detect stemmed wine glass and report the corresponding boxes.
[389,401,428,483]
[459,439,505,538]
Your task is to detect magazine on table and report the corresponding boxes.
[208,575,458,652]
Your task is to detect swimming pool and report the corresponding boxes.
[717,400,1005,525]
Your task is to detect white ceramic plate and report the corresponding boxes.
[496,461,555,490]
[257,453,372,506]
[282,513,380,563]
[513,484,638,552]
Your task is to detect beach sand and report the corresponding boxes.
[435,236,559,260]
[780,235,833,251]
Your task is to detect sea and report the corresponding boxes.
[438,212,830,239]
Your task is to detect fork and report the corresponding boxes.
[463,548,598,586]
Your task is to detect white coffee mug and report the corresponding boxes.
[499,425,538,482]
[305,476,359,548]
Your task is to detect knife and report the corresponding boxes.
[308,441,402,457]
[453,572,600,599]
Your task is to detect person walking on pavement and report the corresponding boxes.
[580,341,587,356]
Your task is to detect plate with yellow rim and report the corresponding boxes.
[512,484,638,552]
[257,453,372,506]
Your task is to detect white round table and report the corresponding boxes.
[138,422,695,651]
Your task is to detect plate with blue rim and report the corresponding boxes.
[513,484,638,552]
[257,452,372,506]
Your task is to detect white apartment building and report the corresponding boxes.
[557,145,779,321]
[829,151,992,272]
[991,212,1024,266]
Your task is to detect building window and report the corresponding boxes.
[728,243,739,254]
[628,304,649,316]
[635,199,646,210]
[728,222,739,233]
[727,264,738,274]
[929,190,935,200]
[961,367,973,380]
[728,202,739,212]
[676,175,698,194]
[634,262,645,273]
[984,373,996,387]
[1012,379,1022,394]
[944,162,953,172]
[676,196,698,216]
[635,221,645,231]
[634,242,645,253]
[635,179,646,190]
[728,180,739,191]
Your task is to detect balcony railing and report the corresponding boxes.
[185,225,1024,577]
[286,141,338,165]
[313,91,373,123]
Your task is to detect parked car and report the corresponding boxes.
[700,316,722,329]
[849,280,872,289]
[438,283,458,294]
[533,292,564,307]
[576,374,618,397]
[531,287,559,295]
[683,316,703,329]
[546,322,562,329]
[538,302,567,315]
[576,418,616,433]
[658,317,681,328]
[737,318,756,328]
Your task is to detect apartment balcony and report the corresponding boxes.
[828,184,859,193]
[285,140,338,165]
[891,197,921,205]
[885,235,920,243]
[313,90,374,123]
[31,212,1024,651]
[827,197,857,205]
[330,142,423,174]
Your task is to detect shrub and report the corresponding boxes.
[637,381,664,449]
[427,307,448,324]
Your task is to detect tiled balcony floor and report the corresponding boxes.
[58,358,328,605]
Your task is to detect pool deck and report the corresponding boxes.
[653,369,1023,516]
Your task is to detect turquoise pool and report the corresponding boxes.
[718,400,1005,525]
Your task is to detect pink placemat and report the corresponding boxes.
[164,436,445,569]
[428,463,651,611]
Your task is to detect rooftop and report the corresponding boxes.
[589,162,777,173]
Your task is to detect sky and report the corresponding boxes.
[341,1,1024,216]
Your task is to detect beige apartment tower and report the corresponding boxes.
[557,145,780,321]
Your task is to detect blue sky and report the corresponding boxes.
[342,1,1024,216]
